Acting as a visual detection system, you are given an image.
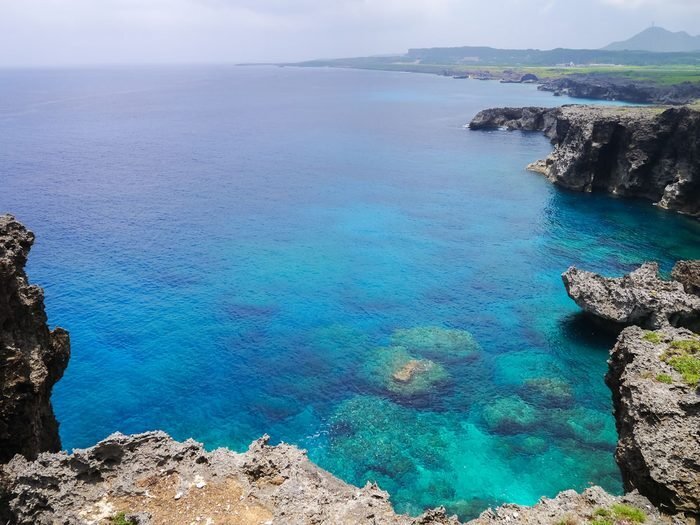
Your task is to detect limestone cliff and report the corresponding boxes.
[0,214,70,463]
[469,105,700,217]
[606,326,700,514]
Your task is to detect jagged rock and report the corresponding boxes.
[468,106,558,137]
[0,214,70,463]
[672,260,700,296]
[562,262,700,329]
[0,431,462,525]
[470,486,676,524]
[469,105,700,216]
[606,326,700,514]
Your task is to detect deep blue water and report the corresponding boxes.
[2,66,699,520]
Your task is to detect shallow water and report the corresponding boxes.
[1,66,699,520]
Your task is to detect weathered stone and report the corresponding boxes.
[470,105,700,216]
[470,486,673,524]
[562,262,700,329]
[672,260,700,296]
[606,326,700,514]
[0,214,70,463]
[0,431,461,525]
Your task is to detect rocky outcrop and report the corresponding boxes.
[538,74,700,105]
[469,105,700,217]
[0,214,70,463]
[562,263,700,329]
[471,486,670,524]
[0,431,461,525]
[606,326,700,514]
[3,430,688,525]
[672,260,700,296]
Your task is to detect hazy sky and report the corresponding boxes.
[1,0,699,66]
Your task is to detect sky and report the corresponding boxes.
[0,0,699,66]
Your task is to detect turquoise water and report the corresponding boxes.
[1,66,699,520]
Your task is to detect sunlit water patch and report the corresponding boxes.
[1,66,699,520]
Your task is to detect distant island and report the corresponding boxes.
[285,27,700,105]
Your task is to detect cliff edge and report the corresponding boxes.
[0,215,70,463]
[469,105,700,217]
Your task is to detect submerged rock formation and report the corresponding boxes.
[606,326,700,514]
[0,431,461,525]
[469,105,700,217]
[562,262,700,329]
[0,215,70,463]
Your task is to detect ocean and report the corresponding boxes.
[2,65,698,519]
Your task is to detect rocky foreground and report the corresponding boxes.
[469,105,700,217]
[1,215,698,524]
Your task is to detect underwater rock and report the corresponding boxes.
[391,326,479,361]
[327,395,450,483]
[481,396,537,434]
[606,326,700,514]
[520,377,573,408]
[362,346,449,397]
[470,105,700,217]
[672,260,700,296]
[562,262,700,329]
[551,406,617,448]
[0,215,70,463]
[0,431,461,525]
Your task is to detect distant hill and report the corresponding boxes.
[604,27,700,53]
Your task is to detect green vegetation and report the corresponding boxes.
[655,373,673,384]
[590,504,646,524]
[643,331,662,344]
[662,339,700,386]
[110,513,136,525]
[556,516,580,525]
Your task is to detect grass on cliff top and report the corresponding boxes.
[661,339,700,386]
[110,513,136,525]
[642,331,663,344]
[590,503,646,525]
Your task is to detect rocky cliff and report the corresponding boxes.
[469,105,700,217]
[0,215,70,463]
[606,326,700,514]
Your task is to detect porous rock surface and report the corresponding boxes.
[562,262,700,329]
[606,326,700,515]
[672,260,700,296]
[0,214,70,463]
[1,431,461,525]
[469,105,700,216]
[471,486,674,524]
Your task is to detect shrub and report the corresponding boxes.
[610,503,646,523]
[110,513,136,525]
[642,331,662,344]
[655,373,673,384]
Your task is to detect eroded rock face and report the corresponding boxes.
[606,326,700,514]
[469,105,700,216]
[0,214,70,463]
[562,263,700,329]
[471,486,668,525]
[0,431,461,525]
[672,260,700,296]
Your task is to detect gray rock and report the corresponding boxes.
[469,105,700,217]
[606,326,700,514]
[562,262,700,329]
[0,214,70,463]
[672,260,700,296]
[0,431,461,525]
[470,486,674,524]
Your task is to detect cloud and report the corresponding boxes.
[0,0,698,66]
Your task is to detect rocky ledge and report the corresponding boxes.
[0,215,70,463]
[1,431,679,525]
[606,326,700,514]
[562,262,700,329]
[469,105,700,217]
